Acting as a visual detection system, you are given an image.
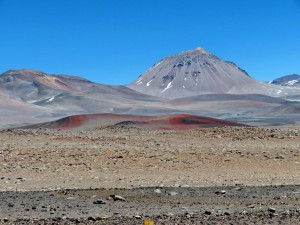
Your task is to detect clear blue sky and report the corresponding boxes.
[0,0,299,84]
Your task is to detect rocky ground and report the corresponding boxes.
[0,126,300,224]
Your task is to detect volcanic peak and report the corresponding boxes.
[127,48,259,98]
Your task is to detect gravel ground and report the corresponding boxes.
[1,185,300,224]
[0,126,300,224]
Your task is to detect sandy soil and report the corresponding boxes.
[0,126,300,224]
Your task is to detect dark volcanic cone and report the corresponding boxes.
[127,48,286,99]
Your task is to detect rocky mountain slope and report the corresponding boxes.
[1,56,300,129]
[270,74,300,87]
[0,69,168,128]
[0,69,156,102]
[127,48,297,99]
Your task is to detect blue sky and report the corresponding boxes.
[0,0,299,85]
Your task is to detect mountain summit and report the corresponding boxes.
[127,48,277,99]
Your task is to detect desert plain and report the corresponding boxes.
[0,124,300,224]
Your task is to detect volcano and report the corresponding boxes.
[127,48,289,99]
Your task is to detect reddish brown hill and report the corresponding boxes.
[23,113,248,131]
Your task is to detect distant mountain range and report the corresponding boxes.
[1,49,300,129]
[269,74,300,87]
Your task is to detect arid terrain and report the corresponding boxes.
[1,1,300,223]
[1,125,300,224]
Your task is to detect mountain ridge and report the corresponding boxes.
[1,49,300,129]
[270,74,300,87]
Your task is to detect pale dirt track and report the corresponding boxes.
[0,126,300,224]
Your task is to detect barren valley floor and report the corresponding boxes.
[0,126,300,224]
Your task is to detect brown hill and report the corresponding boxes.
[21,113,248,131]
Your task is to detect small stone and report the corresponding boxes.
[110,194,126,201]
[154,189,162,194]
[215,190,226,195]
[70,218,81,223]
[88,216,96,221]
[168,191,178,196]
[67,196,76,200]
[134,215,142,219]
[268,207,276,213]
[100,215,110,220]
[204,210,212,215]
[93,199,107,205]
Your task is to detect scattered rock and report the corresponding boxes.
[88,216,96,221]
[110,194,126,201]
[215,190,226,195]
[154,189,162,194]
[93,199,107,205]
[204,210,212,215]
[247,204,255,208]
[99,215,110,220]
[268,207,276,213]
[168,191,178,196]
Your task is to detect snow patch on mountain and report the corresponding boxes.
[47,96,56,102]
[285,80,299,86]
[162,82,173,92]
[270,74,300,87]
[147,79,154,87]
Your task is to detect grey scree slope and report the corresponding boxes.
[127,48,293,99]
